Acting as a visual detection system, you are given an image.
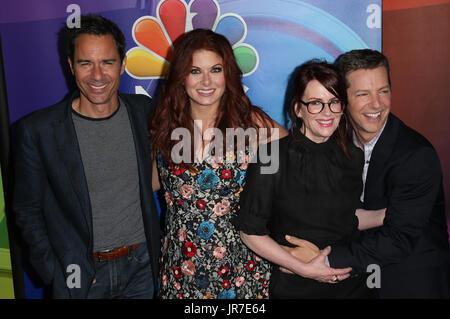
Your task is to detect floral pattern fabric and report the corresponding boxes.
[157,151,270,299]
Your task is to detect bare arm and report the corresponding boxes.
[239,232,351,283]
[252,111,288,145]
[269,120,289,141]
[356,208,386,230]
[152,160,160,192]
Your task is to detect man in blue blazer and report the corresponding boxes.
[286,49,450,298]
[13,14,160,298]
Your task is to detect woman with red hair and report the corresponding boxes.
[149,29,286,299]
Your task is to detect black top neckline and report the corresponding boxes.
[291,128,336,151]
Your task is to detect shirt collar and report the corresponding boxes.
[352,119,387,151]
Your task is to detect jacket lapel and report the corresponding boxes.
[364,114,399,207]
[121,95,152,200]
[52,94,93,235]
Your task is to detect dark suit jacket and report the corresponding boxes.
[329,113,450,298]
[13,92,160,298]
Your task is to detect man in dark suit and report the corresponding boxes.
[13,14,160,298]
[286,49,450,298]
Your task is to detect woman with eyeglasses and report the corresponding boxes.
[232,60,385,298]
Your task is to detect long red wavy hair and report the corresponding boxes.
[149,29,274,166]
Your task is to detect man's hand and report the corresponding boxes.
[279,235,351,283]
[280,235,320,263]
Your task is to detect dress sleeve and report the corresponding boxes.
[232,141,278,235]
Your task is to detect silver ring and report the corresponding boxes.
[332,275,338,282]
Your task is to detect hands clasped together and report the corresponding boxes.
[280,235,352,284]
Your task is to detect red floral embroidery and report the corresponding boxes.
[222,280,230,289]
[173,266,182,279]
[158,149,271,298]
[246,261,256,271]
[218,266,229,277]
[196,200,206,210]
[221,169,231,179]
[170,164,185,175]
[183,241,197,258]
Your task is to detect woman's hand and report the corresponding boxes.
[299,246,352,283]
[152,160,161,192]
[239,233,351,284]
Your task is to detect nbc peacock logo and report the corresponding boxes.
[125,0,259,86]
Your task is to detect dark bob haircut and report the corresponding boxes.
[288,59,351,157]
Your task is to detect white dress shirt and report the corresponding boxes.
[352,120,387,203]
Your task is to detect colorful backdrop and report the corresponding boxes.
[0,173,14,299]
[1,0,381,126]
[2,0,447,299]
[0,0,381,298]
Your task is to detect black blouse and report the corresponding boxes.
[233,131,371,298]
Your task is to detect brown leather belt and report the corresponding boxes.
[93,243,141,261]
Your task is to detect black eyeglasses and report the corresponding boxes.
[299,99,343,114]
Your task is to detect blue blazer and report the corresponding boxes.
[13,92,161,298]
[329,113,450,298]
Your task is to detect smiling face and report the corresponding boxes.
[295,79,343,143]
[68,34,125,115]
[346,66,391,144]
[185,49,226,114]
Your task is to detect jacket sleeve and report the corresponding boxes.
[329,146,443,274]
[13,120,57,285]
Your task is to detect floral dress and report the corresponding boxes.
[157,151,271,299]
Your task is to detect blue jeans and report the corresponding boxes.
[87,242,154,299]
